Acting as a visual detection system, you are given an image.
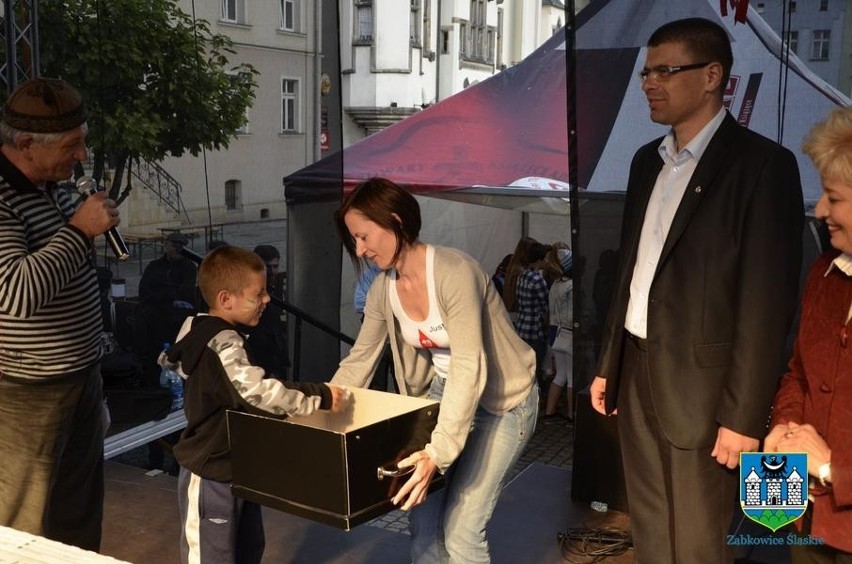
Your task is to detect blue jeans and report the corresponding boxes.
[409,376,538,563]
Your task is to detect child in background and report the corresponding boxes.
[544,246,574,422]
[159,245,350,564]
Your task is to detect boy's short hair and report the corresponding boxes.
[198,246,265,307]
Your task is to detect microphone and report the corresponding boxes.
[76,176,130,261]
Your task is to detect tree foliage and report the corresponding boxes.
[37,0,258,202]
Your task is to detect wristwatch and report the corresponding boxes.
[818,462,832,487]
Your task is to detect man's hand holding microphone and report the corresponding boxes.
[72,177,129,260]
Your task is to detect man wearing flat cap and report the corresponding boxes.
[0,78,120,550]
[137,230,198,388]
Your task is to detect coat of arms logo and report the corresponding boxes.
[740,452,808,532]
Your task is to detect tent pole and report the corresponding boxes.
[565,1,582,396]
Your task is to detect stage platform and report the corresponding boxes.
[100,445,794,563]
[100,460,634,563]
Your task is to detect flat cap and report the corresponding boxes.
[3,78,87,133]
[166,232,189,245]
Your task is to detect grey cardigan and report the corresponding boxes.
[332,245,536,472]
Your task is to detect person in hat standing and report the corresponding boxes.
[137,230,198,388]
[0,78,120,550]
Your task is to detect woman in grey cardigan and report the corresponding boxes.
[332,178,538,563]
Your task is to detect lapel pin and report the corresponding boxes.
[694,186,702,193]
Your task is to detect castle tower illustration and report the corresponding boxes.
[745,467,761,506]
[767,476,782,505]
[786,467,804,506]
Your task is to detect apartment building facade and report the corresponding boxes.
[126,0,582,230]
[125,0,320,229]
[336,0,578,147]
[755,0,852,94]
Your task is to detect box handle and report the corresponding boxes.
[376,463,415,481]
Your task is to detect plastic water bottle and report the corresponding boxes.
[169,369,184,411]
[159,343,172,388]
[159,342,184,411]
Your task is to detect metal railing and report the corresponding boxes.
[130,158,191,224]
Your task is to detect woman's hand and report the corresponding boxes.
[391,449,438,511]
[775,422,832,477]
[763,423,791,452]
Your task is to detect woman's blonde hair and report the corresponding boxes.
[803,106,852,185]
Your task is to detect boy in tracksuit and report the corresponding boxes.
[159,245,350,564]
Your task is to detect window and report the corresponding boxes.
[281,78,299,133]
[410,0,421,46]
[820,0,828,11]
[756,1,764,13]
[423,0,432,53]
[471,0,485,60]
[789,1,796,13]
[279,0,298,31]
[496,9,503,67]
[812,29,830,61]
[355,1,373,43]
[461,0,494,64]
[441,30,449,54]
[785,30,798,55]
[225,180,242,211]
[222,0,245,23]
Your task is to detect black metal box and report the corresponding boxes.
[227,387,441,530]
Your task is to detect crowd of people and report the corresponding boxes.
[2,13,851,564]
[492,237,577,423]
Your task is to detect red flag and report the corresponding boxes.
[720,0,749,24]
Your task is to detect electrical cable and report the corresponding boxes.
[779,0,792,144]
[556,526,633,563]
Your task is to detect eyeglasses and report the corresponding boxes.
[637,62,712,84]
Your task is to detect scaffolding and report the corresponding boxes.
[1,0,38,93]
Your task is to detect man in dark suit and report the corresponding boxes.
[589,18,804,563]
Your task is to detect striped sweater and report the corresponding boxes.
[0,150,102,379]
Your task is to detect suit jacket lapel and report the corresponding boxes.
[656,114,736,274]
[624,151,664,270]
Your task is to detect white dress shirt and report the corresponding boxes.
[625,108,727,338]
